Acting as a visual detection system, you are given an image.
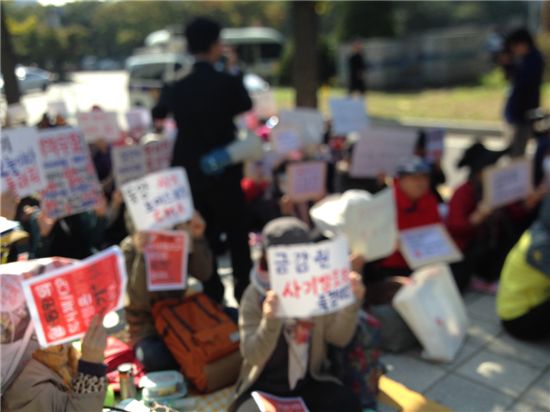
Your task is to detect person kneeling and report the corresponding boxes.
[229,217,364,412]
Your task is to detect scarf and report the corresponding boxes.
[33,344,79,389]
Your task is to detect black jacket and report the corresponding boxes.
[152,61,253,193]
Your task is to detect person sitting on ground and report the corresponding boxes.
[121,211,213,372]
[229,217,365,412]
[2,316,107,412]
[497,192,550,341]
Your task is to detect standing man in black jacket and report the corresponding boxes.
[152,17,253,303]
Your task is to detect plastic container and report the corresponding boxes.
[140,370,187,402]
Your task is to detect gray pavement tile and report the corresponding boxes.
[467,317,503,349]
[518,369,550,411]
[467,294,500,324]
[425,374,515,412]
[456,350,544,397]
[381,353,447,393]
[508,402,550,412]
[486,334,550,369]
[404,340,482,372]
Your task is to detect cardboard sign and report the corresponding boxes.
[278,109,325,145]
[144,230,189,291]
[38,127,102,219]
[1,127,47,197]
[425,129,445,162]
[350,128,417,177]
[121,167,194,231]
[267,236,354,318]
[21,247,127,347]
[76,111,120,142]
[271,127,302,155]
[126,108,152,136]
[482,158,533,209]
[399,224,463,270]
[329,98,369,135]
[111,139,174,187]
[252,392,310,412]
[286,161,327,202]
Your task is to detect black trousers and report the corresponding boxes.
[235,379,362,412]
[193,181,252,304]
[502,298,550,341]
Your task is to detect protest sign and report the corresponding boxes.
[252,392,310,412]
[38,127,102,219]
[144,230,189,291]
[126,108,152,137]
[482,158,533,209]
[121,167,194,231]
[251,90,278,119]
[278,109,325,145]
[425,129,445,162]
[267,236,354,318]
[329,97,369,135]
[1,258,76,390]
[76,111,120,142]
[286,161,327,203]
[1,127,47,197]
[349,128,417,178]
[21,247,127,347]
[143,138,174,174]
[399,224,462,270]
[271,127,302,155]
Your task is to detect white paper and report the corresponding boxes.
[278,109,325,146]
[76,111,120,142]
[271,127,302,155]
[349,128,417,177]
[286,161,327,202]
[126,108,152,132]
[121,167,194,231]
[329,97,369,135]
[267,237,354,318]
[482,158,533,209]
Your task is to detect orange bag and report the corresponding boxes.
[152,293,241,392]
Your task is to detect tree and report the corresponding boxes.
[292,1,318,108]
[1,3,21,105]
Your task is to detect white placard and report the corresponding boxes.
[76,111,120,142]
[1,127,47,197]
[271,127,302,155]
[286,161,327,202]
[267,236,354,318]
[121,167,194,231]
[126,108,152,133]
[111,145,147,187]
[425,129,445,162]
[329,97,369,135]
[399,224,463,270]
[278,109,325,145]
[350,128,417,177]
[482,158,533,209]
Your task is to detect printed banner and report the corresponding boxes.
[329,97,369,135]
[121,167,194,231]
[350,128,417,177]
[286,161,327,203]
[252,391,310,412]
[482,158,533,209]
[399,224,463,270]
[1,127,47,197]
[76,111,120,142]
[38,127,102,219]
[144,230,189,291]
[21,247,127,347]
[267,236,353,318]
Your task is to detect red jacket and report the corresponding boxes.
[381,182,442,270]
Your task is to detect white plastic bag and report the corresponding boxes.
[392,264,468,362]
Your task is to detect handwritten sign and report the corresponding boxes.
[1,127,47,197]
[21,247,127,347]
[38,127,102,219]
[271,127,302,155]
[278,109,325,146]
[76,111,120,142]
[126,108,151,137]
[329,98,369,135]
[121,167,193,231]
[252,392,310,412]
[425,129,445,162]
[350,128,417,178]
[144,230,189,291]
[268,236,353,318]
[286,161,327,203]
[399,224,463,270]
[482,158,533,209]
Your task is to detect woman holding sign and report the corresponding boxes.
[229,218,364,412]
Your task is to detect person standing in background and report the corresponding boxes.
[504,28,545,157]
[152,17,253,303]
[348,40,367,97]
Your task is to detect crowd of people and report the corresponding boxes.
[1,17,549,412]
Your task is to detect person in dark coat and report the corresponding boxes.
[348,40,366,96]
[504,28,545,157]
[152,17,253,303]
